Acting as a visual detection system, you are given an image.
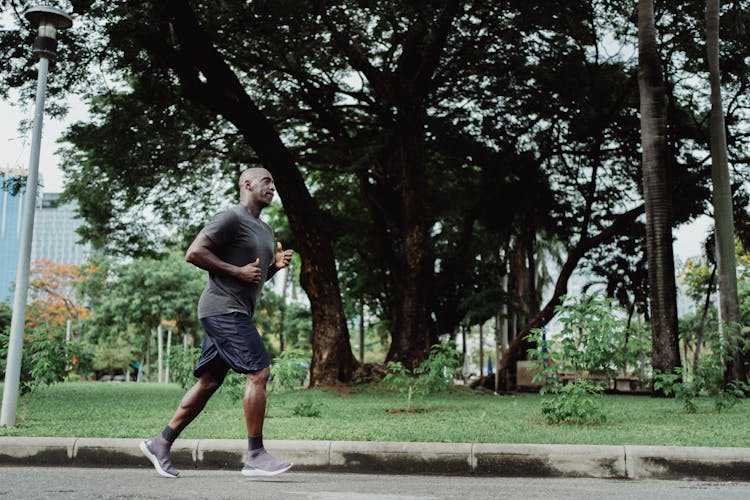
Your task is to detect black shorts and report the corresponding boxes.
[193,312,271,384]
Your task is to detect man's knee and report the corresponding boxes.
[247,367,270,388]
[198,371,223,393]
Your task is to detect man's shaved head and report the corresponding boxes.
[239,167,272,188]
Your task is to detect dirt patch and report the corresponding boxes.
[321,383,357,397]
[385,408,431,414]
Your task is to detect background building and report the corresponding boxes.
[0,168,90,303]
[0,169,26,302]
[31,192,90,266]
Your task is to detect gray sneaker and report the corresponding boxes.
[241,448,293,477]
[140,437,179,478]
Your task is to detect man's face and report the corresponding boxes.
[246,169,275,207]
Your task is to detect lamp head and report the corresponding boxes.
[24,6,73,31]
[23,6,73,58]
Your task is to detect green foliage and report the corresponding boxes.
[552,294,624,377]
[0,325,80,420]
[92,328,137,377]
[292,401,323,418]
[527,294,650,393]
[270,350,310,393]
[652,369,698,414]
[77,252,205,382]
[653,324,750,414]
[219,349,310,411]
[382,342,462,411]
[526,294,651,425]
[541,379,606,425]
[621,321,652,384]
[254,284,312,357]
[0,302,11,336]
[167,346,202,391]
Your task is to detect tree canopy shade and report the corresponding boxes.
[2,0,749,387]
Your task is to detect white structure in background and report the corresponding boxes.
[31,192,90,266]
[1,170,91,303]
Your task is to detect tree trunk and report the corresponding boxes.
[165,329,172,384]
[312,1,458,370]
[359,300,365,364]
[693,266,715,374]
[637,0,681,385]
[385,117,434,369]
[705,0,747,382]
[157,324,164,384]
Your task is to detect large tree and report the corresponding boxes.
[637,0,681,382]
[705,0,746,382]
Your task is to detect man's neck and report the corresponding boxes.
[237,198,260,218]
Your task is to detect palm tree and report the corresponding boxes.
[637,0,681,384]
[705,0,746,382]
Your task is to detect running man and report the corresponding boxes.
[141,167,294,478]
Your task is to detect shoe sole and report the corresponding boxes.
[140,440,179,479]
[241,463,293,477]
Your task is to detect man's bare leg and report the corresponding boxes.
[141,371,222,478]
[241,367,292,477]
[170,371,223,432]
[243,367,269,436]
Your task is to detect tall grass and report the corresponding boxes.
[0,382,748,447]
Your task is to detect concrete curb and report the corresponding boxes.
[1,437,749,480]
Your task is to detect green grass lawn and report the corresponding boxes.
[1,381,749,447]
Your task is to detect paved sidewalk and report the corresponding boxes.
[1,437,749,481]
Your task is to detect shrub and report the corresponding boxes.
[382,341,462,411]
[167,346,202,390]
[525,293,648,425]
[0,325,80,420]
[292,401,323,418]
[541,379,606,425]
[654,323,750,413]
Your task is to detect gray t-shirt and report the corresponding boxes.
[197,204,275,319]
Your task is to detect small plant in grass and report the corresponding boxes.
[269,349,309,392]
[292,401,323,417]
[527,294,631,383]
[265,349,309,416]
[541,379,606,424]
[382,341,462,412]
[653,368,698,413]
[217,349,310,405]
[526,293,637,425]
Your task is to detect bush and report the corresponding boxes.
[525,293,648,425]
[382,341,462,411]
[167,346,202,390]
[0,325,80,420]
[541,379,606,425]
[292,401,323,417]
[653,323,750,414]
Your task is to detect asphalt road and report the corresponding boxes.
[2,467,750,500]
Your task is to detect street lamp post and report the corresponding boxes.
[0,6,73,427]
